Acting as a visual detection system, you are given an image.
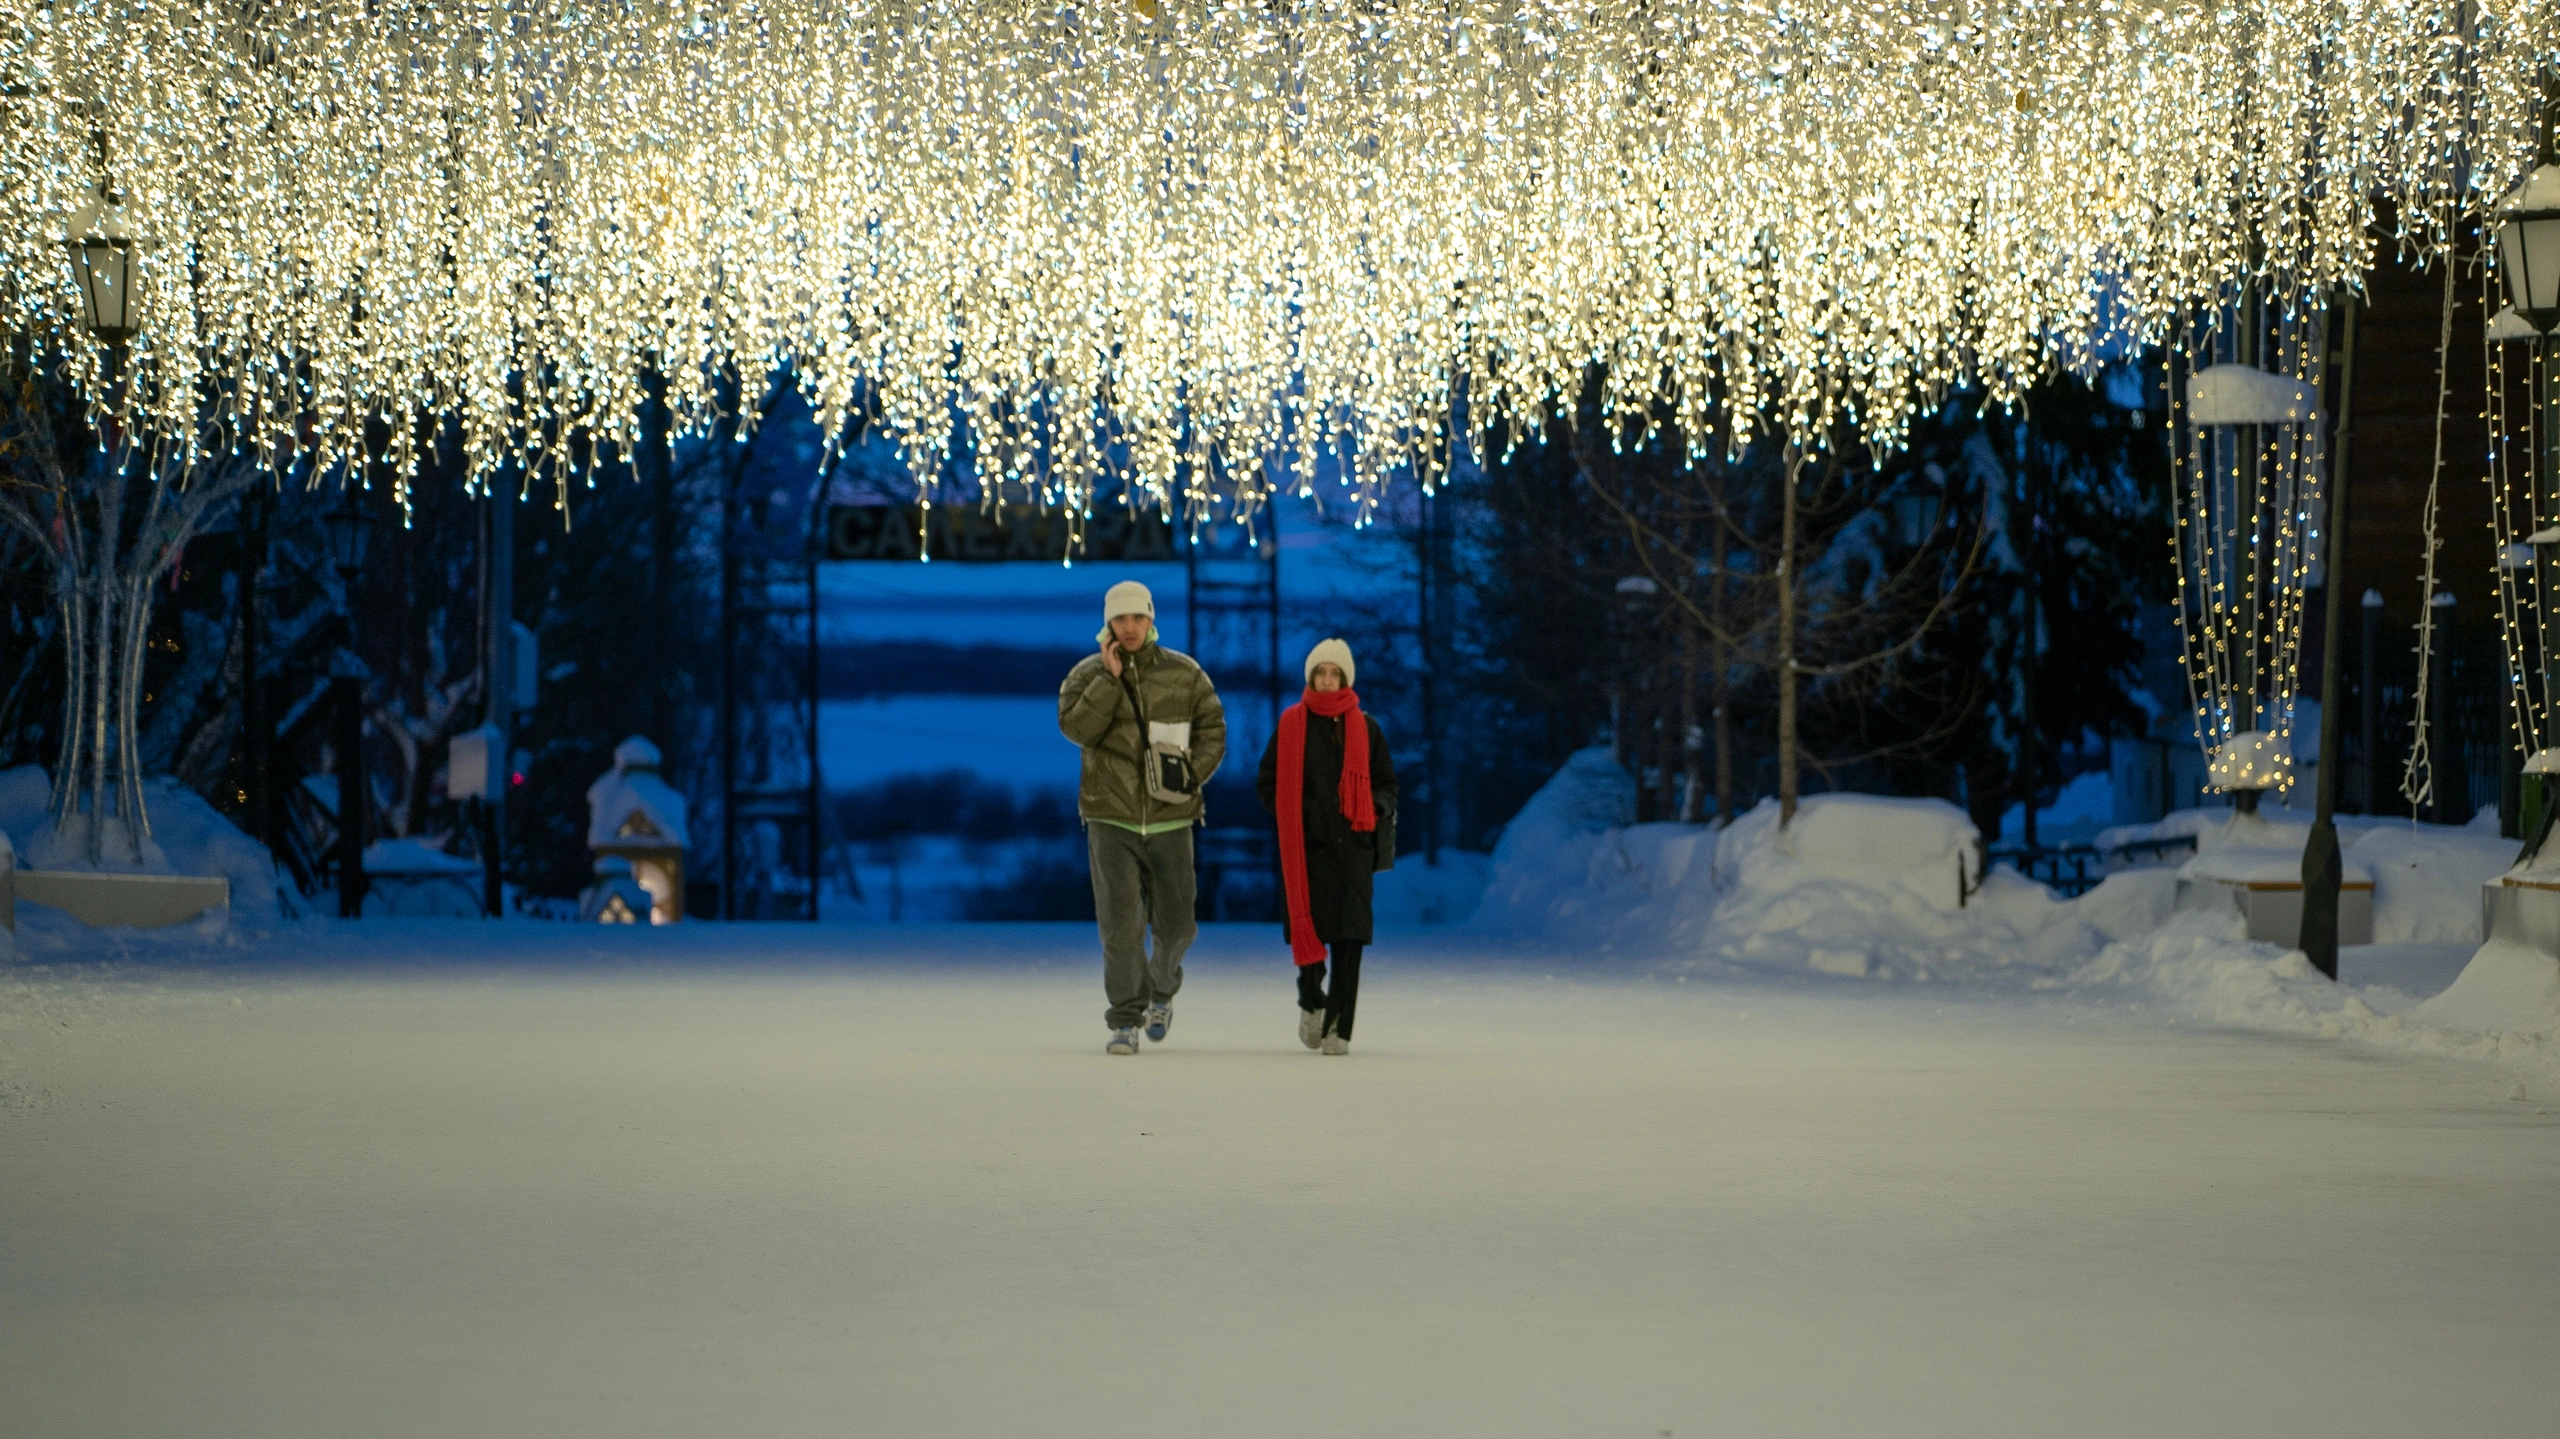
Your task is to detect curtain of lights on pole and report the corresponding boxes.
[2167,306,2330,803]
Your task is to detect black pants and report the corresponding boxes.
[1296,943,1364,1041]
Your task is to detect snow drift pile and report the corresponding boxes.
[1473,747,2162,980]
[1475,748,2560,1068]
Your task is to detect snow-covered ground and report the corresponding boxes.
[3,920,2555,1438]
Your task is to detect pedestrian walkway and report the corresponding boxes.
[2,923,2551,1437]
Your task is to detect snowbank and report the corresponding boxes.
[1475,760,2115,980]
[2414,941,2560,1041]
[2103,802,2517,944]
[2070,911,2559,1077]
[0,766,280,945]
[1372,850,1488,925]
[2348,825,2517,943]
[1689,794,2117,979]
[1470,751,2555,1073]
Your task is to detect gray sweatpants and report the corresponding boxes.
[1088,822,1197,1030]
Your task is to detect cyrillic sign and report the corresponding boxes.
[824,503,1174,563]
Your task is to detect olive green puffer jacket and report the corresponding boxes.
[1058,634,1228,829]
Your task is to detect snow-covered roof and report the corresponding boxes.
[588,737,689,851]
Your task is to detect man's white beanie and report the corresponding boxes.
[1104,580,1155,622]
[1304,637,1356,688]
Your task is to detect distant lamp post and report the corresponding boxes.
[1612,574,1660,776]
[1892,484,1942,549]
[324,489,376,581]
[326,489,375,918]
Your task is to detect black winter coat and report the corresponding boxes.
[1257,710,1398,946]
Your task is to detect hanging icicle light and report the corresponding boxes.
[0,2,2554,521]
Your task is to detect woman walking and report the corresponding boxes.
[1258,639,1397,1055]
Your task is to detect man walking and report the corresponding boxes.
[1059,580,1226,1054]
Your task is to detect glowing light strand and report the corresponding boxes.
[0,1,2553,521]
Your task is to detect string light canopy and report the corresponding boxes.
[0,2,2553,529]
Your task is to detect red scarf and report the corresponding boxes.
[1277,685,1374,966]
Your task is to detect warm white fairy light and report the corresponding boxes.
[0,2,2554,523]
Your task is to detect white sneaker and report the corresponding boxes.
[1299,1007,1325,1050]
[1106,1028,1141,1055]
[1321,1031,1350,1056]
[1144,1004,1172,1043]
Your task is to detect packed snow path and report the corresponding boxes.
[4,923,2554,1438]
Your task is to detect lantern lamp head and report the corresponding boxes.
[1892,486,1943,548]
[2495,165,2560,335]
[322,491,375,579]
[60,187,138,346]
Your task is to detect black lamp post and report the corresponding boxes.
[2300,291,2360,982]
[326,490,375,918]
[2494,147,2560,862]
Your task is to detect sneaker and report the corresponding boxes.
[1321,1031,1350,1056]
[1298,1007,1325,1050]
[1144,1004,1172,1043]
[1106,1028,1141,1055]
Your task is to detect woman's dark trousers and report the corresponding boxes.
[1295,943,1364,1040]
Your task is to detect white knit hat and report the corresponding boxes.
[1103,579,1155,622]
[1304,638,1356,688]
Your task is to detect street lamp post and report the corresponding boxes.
[324,491,375,919]
[2492,134,2560,861]
[2300,291,2360,982]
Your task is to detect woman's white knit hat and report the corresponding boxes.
[1304,638,1356,688]
[1103,580,1155,622]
